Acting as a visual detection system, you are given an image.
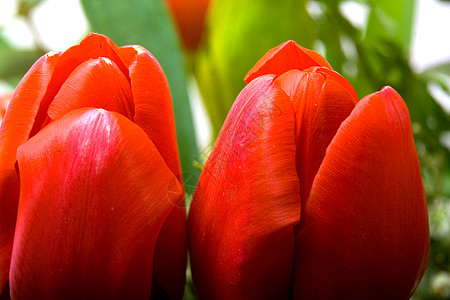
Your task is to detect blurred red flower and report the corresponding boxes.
[165,0,211,51]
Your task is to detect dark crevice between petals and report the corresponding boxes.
[118,44,187,300]
[275,69,356,235]
[0,281,9,300]
[290,86,429,299]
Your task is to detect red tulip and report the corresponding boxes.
[0,33,186,299]
[165,0,211,51]
[187,41,430,299]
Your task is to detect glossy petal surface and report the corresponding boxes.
[48,57,134,121]
[121,45,180,177]
[120,45,186,299]
[188,75,300,300]
[244,40,332,84]
[292,87,430,299]
[0,51,61,291]
[276,69,355,213]
[11,108,182,300]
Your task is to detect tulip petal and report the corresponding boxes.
[292,87,430,299]
[0,51,61,291]
[188,75,300,299]
[244,40,332,84]
[48,57,134,121]
[11,108,182,300]
[118,45,186,299]
[53,33,129,83]
[0,91,11,125]
[29,33,129,137]
[308,66,359,102]
[119,45,180,177]
[276,69,355,211]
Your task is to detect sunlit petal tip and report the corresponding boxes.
[46,50,62,59]
[244,40,332,84]
[80,32,119,49]
[379,85,401,100]
[362,85,415,130]
[118,44,160,71]
[128,45,148,55]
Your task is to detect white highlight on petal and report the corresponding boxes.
[46,51,59,58]
[131,45,146,55]
[106,125,111,138]
[99,57,114,65]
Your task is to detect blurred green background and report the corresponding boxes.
[0,0,449,298]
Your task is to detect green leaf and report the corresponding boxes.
[195,0,315,136]
[81,0,199,185]
[17,0,45,16]
[316,2,349,74]
[365,0,417,51]
[420,62,450,96]
[0,32,10,48]
[0,46,43,82]
[422,61,450,76]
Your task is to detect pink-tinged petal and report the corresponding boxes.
[276,69,355,212]
[292,87,430,299]
[244,40,332,84]
[29,33,129,137]
[11,108,182,300]
[120,45,186,299]
[48,57,134,121]
[0,51,61,291]
[188,75,300,300]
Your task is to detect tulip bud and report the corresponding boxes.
[0,33,186,299]
[188,41,430,299]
